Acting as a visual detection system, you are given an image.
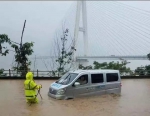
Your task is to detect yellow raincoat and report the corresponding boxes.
[24,72,42,103]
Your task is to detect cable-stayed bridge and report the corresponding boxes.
[29,1,150,70]
[51,2,150,57]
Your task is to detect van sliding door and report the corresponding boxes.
[105,73,121,94]
[88,73,106,96]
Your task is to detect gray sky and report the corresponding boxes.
[1,1,150,71]
[0,1,74,69]
[0,1,73,55]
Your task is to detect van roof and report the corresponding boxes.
[69,69,119,74]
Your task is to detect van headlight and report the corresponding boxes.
[57,88,66,95]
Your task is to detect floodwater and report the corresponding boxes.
[0,79,150,116]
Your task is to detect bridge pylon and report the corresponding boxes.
[73,1,89,69]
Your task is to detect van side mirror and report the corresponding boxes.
[74,82,80,86]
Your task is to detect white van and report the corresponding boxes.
[48,70,121,100]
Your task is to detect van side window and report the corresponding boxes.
[91,74,103,83]
[76,75,88,85]
[106,73,118,82]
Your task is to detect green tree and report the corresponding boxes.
[145,65,150,75]
[147,53,150,60]
[0,68,4,76]
[146,53,150,75]
[135,66,145,76]
[0,34,12,77]
[78,64,93,70]
[55,29,76,76]
[0,34,11,56]
[1,24,34,77]
[93,61,108,69]
[79,60,131,75]
[135,65,150,76]
[11,42,34,76]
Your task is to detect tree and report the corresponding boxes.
[145,65,150,75]
[0,34,11,56]
[11,42,34,76]
[79,60,131,75]
[135,65,150,76]
[147,53,150,75]
[79,64,93,70]
[0,68,4,76]
[135,66,145,76]
[1,21,34,77]
[93,61,108,69]
[147,53,150,60]
[55,28,76,76]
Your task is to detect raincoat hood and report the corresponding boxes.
[26,72,33,80]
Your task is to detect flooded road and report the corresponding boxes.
[0,79,150,116]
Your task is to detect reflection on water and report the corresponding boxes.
[0,79,150,116]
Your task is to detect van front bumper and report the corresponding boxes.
[48,92,65,100]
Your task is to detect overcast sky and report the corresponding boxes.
[1,1,150,70]
[0,1,74,70]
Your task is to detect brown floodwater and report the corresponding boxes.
[0,79,150,116]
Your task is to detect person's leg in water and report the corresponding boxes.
[26,97,39,103]
[34,97,38,103]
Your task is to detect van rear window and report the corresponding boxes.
[91,74,104,83]
[106,73,119,82]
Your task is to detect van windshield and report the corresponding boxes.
[56,73,78,85]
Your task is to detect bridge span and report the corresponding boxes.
[76,55,149,61]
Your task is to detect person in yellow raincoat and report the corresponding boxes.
[24,72,42,103]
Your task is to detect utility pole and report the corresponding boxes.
[20,20,26,53]
[17,20,26,74]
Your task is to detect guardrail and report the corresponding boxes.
[0,69,56,77]
[0,76,150,80]
[1,69,150,78]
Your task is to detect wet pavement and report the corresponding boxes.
[0,79,150,116]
